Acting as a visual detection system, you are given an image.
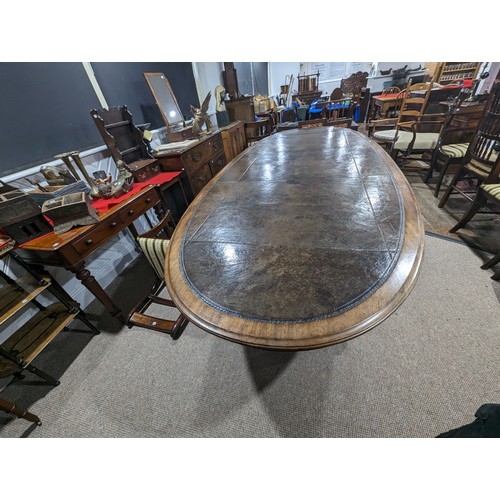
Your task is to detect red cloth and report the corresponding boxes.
[377,93,400,100]
[91,171,182,213]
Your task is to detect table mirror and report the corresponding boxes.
[144,73,185,130]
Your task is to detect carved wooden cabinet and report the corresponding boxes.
[156,131,228,201]
[220,121,247,163]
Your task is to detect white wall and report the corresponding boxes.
[476,62,499,94]
[191,62,224,120]
[268,62,301,102]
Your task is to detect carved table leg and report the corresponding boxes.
[0,397,41,426]
[68,262,124,322]
[153,200,165,220]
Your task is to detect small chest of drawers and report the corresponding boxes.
[155,131,228,201]
[220,121,247,163]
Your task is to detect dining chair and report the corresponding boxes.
[127,205,189,339]
[308,88,353,122]
[449,183,500,280]
[438,82,500,209]
[424,98,487,197]
[369,79,437,160]
[367,88,407,138]
[244,118,272,145]
[298,118,327,129]
[340,71,368,114]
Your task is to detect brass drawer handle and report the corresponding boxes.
[85,239,93,246]
[191,153,202,162]
[198,174,207,182]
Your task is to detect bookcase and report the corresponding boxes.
[436,62,482,85]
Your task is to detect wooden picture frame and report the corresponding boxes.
[144,72,185,130]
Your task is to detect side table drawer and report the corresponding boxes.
[72,215,124,255]
[118,189,159,225]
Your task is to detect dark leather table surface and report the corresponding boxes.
[166,127,424,350]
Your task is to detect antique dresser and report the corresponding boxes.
[155,131,227,201]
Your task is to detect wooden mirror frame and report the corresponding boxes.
[144,72,185,130]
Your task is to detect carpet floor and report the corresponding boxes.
[1,234,499,438]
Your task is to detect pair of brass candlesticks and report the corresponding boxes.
[54,151,133,200]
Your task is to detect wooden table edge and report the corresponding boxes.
[165,130,425,350]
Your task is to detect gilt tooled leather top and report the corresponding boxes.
[178,127,404,324]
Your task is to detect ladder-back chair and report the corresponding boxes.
[438,82,500,208]
[370,79,437,159]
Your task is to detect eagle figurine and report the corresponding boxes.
[191,92,213,137]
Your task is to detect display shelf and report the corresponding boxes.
[0,303,78,378]
[0,275,51,325]
[0,248,99,388]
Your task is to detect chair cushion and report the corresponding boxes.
[440,143,469,158]
[482,183,500,201]
[467,157,497,177]
[373,129,439,151]
[137,237,169,280]
[373,129,398,142]
[394,131,439,151]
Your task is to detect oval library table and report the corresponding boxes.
[165,127,424,350]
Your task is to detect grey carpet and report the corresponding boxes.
[1,234,499,438]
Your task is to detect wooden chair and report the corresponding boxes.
[367,88,407,137]
[256,111,279,132]
[449,183,500,280]
[244,118,272,145]
[325,117,352,128]
[298,118,327,129]
[127,206,189,339]
[90,106,160,182]
[439,82,500,209]
[281,108,297,123]
[340,71,368,106]
[309,88,353,122]
[424,98,486,197]
[319,90,354,124]
[370,79,439,160]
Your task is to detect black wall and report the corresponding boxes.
[0,62,199,177]
[91,62,199,128]
[0,62,103,176]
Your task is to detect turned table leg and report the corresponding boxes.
[0,397,41,426]
[68,262,124,322]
